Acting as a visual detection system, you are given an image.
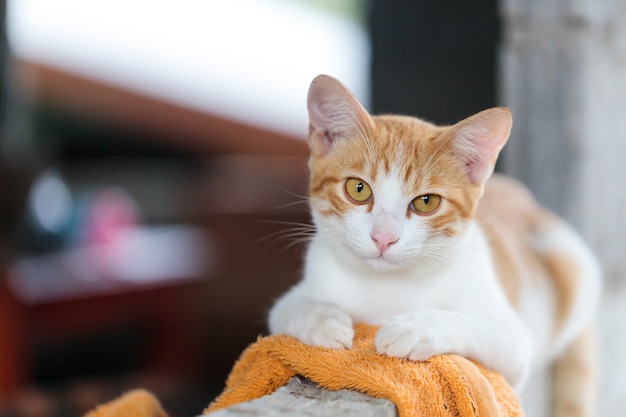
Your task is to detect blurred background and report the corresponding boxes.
[0,0,624,416]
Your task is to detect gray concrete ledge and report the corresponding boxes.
[203,377,397,417]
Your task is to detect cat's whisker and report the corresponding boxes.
[334,105,376,162]
[271,199,310,211]
[252,220,317,249]
[423,148,457,175]
[338,119,370,159]
[314,235,345,244]
[265,186,311,211]
[257,219,315,228]
[267,234,314,257]
[353,120,376,163]
[252,228,313,248]
[420,134,459,180]
[276,225,345,254]
[402,240,457,269]
[280,238,311,254]
[274,186,310,201]
[345,107,375,160]
[252,219,345,256]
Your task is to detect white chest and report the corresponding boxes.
[303,230,501,325]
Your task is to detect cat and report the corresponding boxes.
[268,74,601,416]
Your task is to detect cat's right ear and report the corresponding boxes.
[447,107,513,185]
[307,75,374,157]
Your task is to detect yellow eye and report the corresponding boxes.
[411,194,441,214]
[345,178,373,203]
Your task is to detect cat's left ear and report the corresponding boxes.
[448,107,512,185]
[307,75,374,157]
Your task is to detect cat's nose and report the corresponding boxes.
[371,231,399,254]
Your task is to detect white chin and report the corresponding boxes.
[364,256,405,272]
[342,244,407,272]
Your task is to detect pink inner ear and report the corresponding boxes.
[453,108,512,185]
[306,75,374,157]
[466,153,497,185]
[308,98,331,134]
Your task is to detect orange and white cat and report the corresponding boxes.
[268,75,600,415]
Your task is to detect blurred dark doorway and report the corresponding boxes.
[370,0,500,125]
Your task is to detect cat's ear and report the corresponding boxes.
[307,74,374,157]
[448,107,512,185]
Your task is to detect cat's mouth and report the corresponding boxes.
[342,239,409,272]
[362,251,405,271]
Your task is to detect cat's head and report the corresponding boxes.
[306,75,512,272]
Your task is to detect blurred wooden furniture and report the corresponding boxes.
[14,60,309,156]
[0,59,311,401]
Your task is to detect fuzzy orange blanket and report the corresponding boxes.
[86,324,523,417]
[85,389,167,417]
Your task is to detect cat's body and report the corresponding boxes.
[269,75,600,416]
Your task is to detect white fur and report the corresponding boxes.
[268,172,533,389]
[522,221,602,367]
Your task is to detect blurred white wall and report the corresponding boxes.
[7,0,370,138]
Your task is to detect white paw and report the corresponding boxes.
[298,303,354,349]
[375,316,442,361]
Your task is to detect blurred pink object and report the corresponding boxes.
[84,187,140,246]
[8,225,213,305]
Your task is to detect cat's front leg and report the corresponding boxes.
[375,313,441,361]
[375,309,531,387]
[268,285,354,349]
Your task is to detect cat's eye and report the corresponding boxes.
[345,178,372,203]
[411,194,441,214]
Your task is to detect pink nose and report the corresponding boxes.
[371,232,399,254]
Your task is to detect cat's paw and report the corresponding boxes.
[375,315,442,361]
[298,303,354,349]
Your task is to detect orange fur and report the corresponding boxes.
[309,115,480,237]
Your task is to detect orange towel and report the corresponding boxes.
[206,323,522,417]
[84,324,523,417]
[84,389,167,417]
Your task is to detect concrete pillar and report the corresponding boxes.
[499,1,626,415]
[499,0,626,284]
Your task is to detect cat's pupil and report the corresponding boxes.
[356,183,364,193]
[422,195,430,205]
